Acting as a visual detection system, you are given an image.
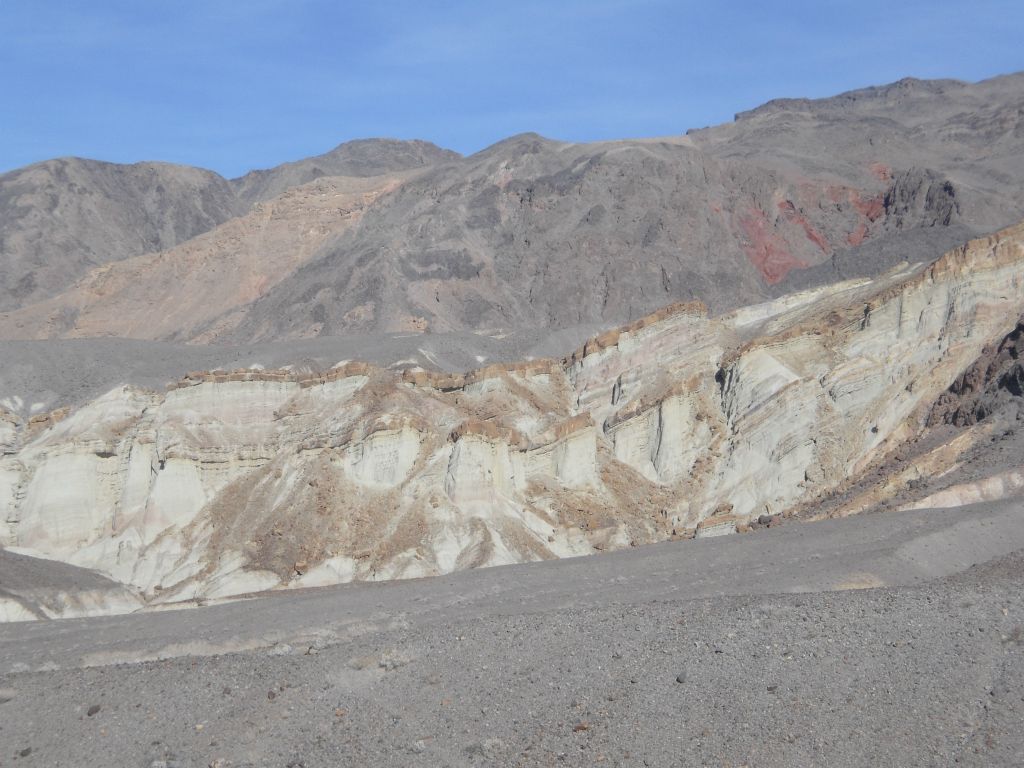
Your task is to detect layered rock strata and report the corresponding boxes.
[2,223,1023,613]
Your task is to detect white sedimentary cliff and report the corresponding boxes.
[2,222,1023,615]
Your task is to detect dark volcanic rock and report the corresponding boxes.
[929,317,1024,427]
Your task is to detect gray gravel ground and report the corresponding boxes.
[1,502,1023,766]
[0,325,600,415]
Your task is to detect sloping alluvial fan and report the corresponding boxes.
[1,222,1022,608]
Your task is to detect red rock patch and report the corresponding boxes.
[869,162,892,182]
[824,185,885,222]
[739,207,808,284]
[777,200,830,253]
[847,223,869,246]
[851,192,885,221]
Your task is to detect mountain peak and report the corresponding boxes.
[231,137,460,205]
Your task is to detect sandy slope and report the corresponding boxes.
[0,174,413,342]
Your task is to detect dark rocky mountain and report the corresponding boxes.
[687,73,1024,232]
[2,74,1023,341]
[230,138,461,206]
[0,158,240,310]
[0,140,461,313]
[215,73,1024,340]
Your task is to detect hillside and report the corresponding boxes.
[2,74,1022,343]
[230,137,461,206]
[0,173,416,341]
[0,158,240,310]
[0,139,459,315]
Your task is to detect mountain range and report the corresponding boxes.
[2,72,1023,345]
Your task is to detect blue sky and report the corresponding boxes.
[1,0,1021,177]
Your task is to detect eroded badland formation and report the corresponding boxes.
[2,73,1024,620]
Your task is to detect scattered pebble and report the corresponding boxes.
[87,704,101,717]
[675,672,687,684]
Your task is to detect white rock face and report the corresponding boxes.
[445,434,515,505]
[345,424,421,487]
[694,517,739,539]
[0,547,144,622]
[609,393,710,483]
[0,598,38,622]
[2,223,1023,615]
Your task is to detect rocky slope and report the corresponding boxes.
[929,316,1024,427]
[689,73,1024,229]
[0,172,417,341]
[215,73,1024,340]
[230,138,460,206]
[2,74,1022,342]
[2,222,1022,613]
[0,139,459,314]
[0,158,240,310]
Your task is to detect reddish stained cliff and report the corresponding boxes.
[825,185,885,221]
[738,207,808,284]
